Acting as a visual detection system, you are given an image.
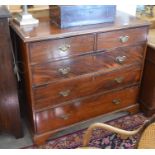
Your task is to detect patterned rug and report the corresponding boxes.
[25,113,147,149]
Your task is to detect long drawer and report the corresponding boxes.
[35,86,139,134]
[29,34,94,65]
[33,65,142,109]
[31,44,144,86]
[97,27,147,50]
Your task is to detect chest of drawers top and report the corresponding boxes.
[10,11,149,43]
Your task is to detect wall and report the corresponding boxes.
[117,5,137,16]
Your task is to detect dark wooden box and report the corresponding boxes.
[49,5,116,28]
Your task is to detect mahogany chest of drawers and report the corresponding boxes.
[10,11,149,145]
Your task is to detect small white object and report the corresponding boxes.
[14,5,39,26]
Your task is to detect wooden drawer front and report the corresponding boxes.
[34,65,141,109]
[93,45,144,71]
[29,34,94,64]
[35,86,139,133]
[97,27,147,50]
[31,45,144,86]
[31,55,94,86]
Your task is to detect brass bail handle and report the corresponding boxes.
[59,89,71,97]
[119,36,129,43]
[115,56,127,64]
[114,77,124,83]
[59,44,71,52]
[58,113,71,120]
[112,99,121,105]
[58,67,70,75]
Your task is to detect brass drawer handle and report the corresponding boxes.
[119,36,129,43]
[115,56,127,64]
[58,113,71,120]
[59,44,71,52]
[58,67,70,75]
[59,90,71,97]
[112,99,121,105]
[114,77,124,83]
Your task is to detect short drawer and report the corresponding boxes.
[97,27,148,50]
[35,86,139,134]
[93,44,145,71]
[29,34,94,64]
[34,65,142,109]
[31,44,145,86]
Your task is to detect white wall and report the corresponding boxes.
[117,5,137,16]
